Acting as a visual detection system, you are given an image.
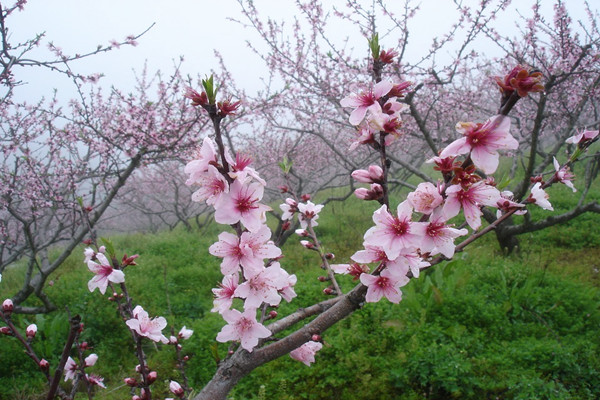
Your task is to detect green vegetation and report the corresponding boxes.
[1,190,599,399]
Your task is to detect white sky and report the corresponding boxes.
[6,0,596,103]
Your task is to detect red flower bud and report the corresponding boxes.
[278,185,289,193]
[281,221,291,231]
[325,253,335,260]
[323,287,334,295]
[268,310,278,319]
[39,359,49,369]
[311,334,322,342]
[80,341,89,350]
[183,355,190,361]
[301,194,311,202]
[26,324,37,338]
[0,326,11,335]
[83,239,93,245]
[124,377,137,387]
[318,276,328,282]
[147,371,157,384]
[2,299,13,312]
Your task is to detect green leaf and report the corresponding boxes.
[100,237,116,259]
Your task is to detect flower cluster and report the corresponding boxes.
[185,135,297,352]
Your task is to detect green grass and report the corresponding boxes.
[1,181,599,399]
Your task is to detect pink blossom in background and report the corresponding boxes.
[86,253,125,295]
[360,268,410,303]
[289,341,323,366]
[216,308,271,352]
[407,182,443,214]
[439,115,517,174]
[211,274,239,314]
[125,305,169,344]
[214,180,271,232]
[553,157,576,192]
[442,182,501,230]
[364,201,425,260]
[84,353,98,367]
[340,80,393,125]
[530,183,553,210]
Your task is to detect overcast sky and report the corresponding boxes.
[6,0,596,104]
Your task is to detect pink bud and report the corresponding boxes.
[80,341,89,350]
[147,371,157,384]
[281,221,291,231]
[317,276,328,282]
[98,246,106,253]
[131,396,141,400]
[39,359,49,369]
[300,240,314,249]
[0,326,11,335]
[79,323,85,333]
[301,194,311,201]
[311,334,322,342]
[268,310,278,319]
[84,353,98,367]
[351,169,373,183]
[26,324,37,338]
[169,335,178,344]
[135,364,142,373]
[183,355,190,361]
[325,253,335,260]
[278,185,289,193]
[2,299,13,312]
[83,239,93,245]
[124,377,137,386]
[323,287,334,295]
[169,380,184,397]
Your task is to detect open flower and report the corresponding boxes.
[530,183,553,211]
[216,308,271,352]
[290,341,323,366]
[126,305,168,344]
[86,253,125,295]
[439,115,517,174]
[553,157,576,192]
[340,80,393,125]
[360,268,409,303]
[214,180,271,232]
[442,182,501,230]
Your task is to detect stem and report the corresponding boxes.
[47,315,81,400]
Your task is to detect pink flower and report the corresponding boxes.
[234,262,290,309]
[125,305,169,344]
[407,182,443,214]
[340,80,394,125]
[351,244,409,277]
[214,180,271,232]
[184,137,218,185]
[178,326,193,340]
[83,247,95,263]
[211,274,239,314]
[354,183,384,201]
[297,201,324,229]
[363,201,426,260]
[279,198,298,220]
[496,190,527,218]
[84,353,98,367]
[289,341,323,366]
[420,209,468,259]
[86,374,106,389]
[360,269,409,303]
[64,357,78,381]
[278,268,298,303]
[216,308,271,352]
[530,183,553,211]
[553,157,576,192]
[225,151,266,185]
[86,253,125,295]
[565,129,599,146]
[209,226,281,278]
[190,165,229,205]
[439,115,517,174]
[442,182,501,230]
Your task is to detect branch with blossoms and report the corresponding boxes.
[174,26,600,398]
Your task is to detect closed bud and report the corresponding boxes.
[325,253,335,260]
[108,296,114,301]
[98,246,106,253]
[2,299,13,313]
[281,221,291,231]
[311,334,322,342]
[83,239,93,245]
[317,276,328,282]
[169,380,184,397]
[183,355,190,361]
[39,359,49,369]
[147,371,157,384]
[323,287,334,295]
[301,193,311,201]
[170,335,178,345]
[79,323,85,333]
[80,341,89,350]
[26,324,37,338]
[300,240,314,249]
[0,326,11,335]
[124,377,137,387]
[278,185,289,193]
[268,310,278,319]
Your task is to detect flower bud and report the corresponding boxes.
[169,380,184,397]
[83,239,93,245]
[80,341,89,350]
[295,229,308,237]
[39,359,49,369]
[26,324,37,338]
[98,246,106,253]
[325,253,335,260]
[323,287,334,295]
[301,194,311,202]
[124,377,137,387]
[0,326,11,335]
[84,353,98,367]
[278,185,289,193]
[169,335,178,345]
[317,276,328,282]
[79,323,85,333]
[131,396,141,400]
[2,299,13,313]
[147,371,157,384]
[281,221,291,231]
[268,310,278,319]
[300,240,314,249]
[183,355,190,361]
[311,334,322,342]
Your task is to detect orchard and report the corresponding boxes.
[1,1,599,399]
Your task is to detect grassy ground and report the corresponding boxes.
[1,183,599,399]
